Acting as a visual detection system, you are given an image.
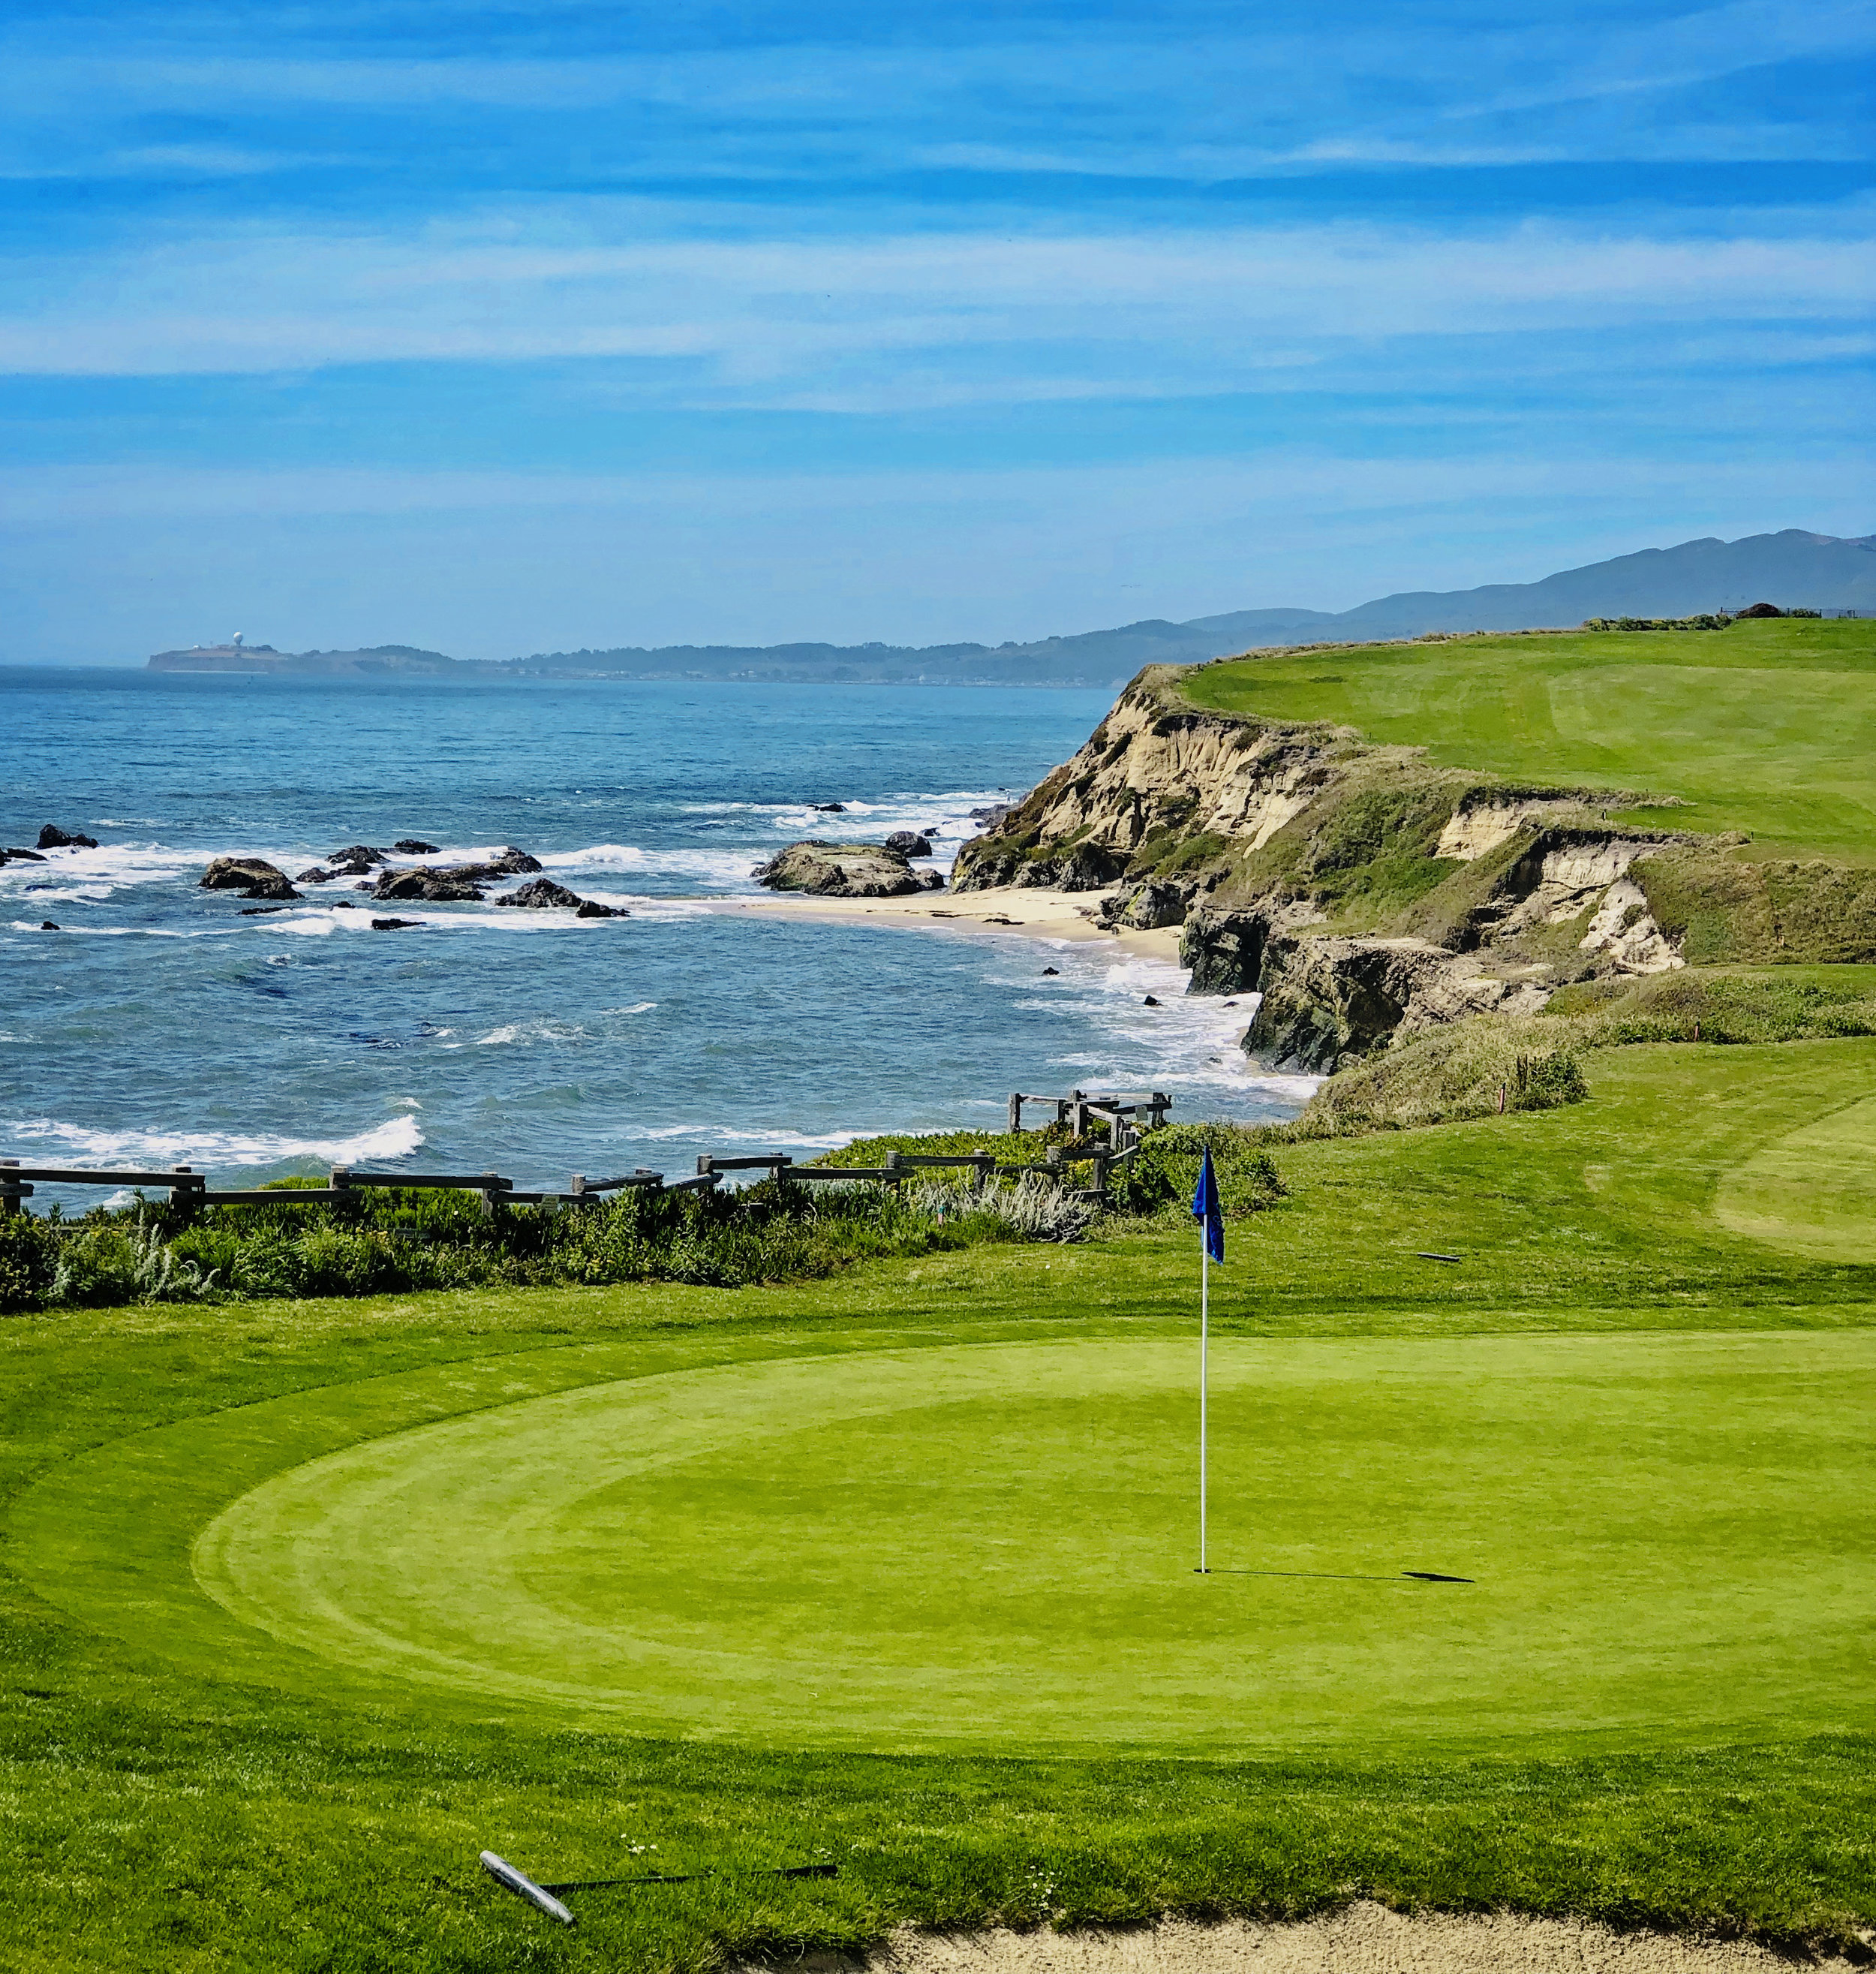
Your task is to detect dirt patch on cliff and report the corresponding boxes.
[847,1906,1858,1974]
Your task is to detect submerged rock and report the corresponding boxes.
[200,856,301,901]
[1,847,48,863]
[38,824,99,850]
[392,838,439,854]
[370,917,422,931]
[754,841,943,898]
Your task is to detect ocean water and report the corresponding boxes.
[2,670,1311,1196]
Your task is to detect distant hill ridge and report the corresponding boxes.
[146,528,1874,685]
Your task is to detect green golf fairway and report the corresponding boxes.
[1716,1091,1876,1263]
[1181,618,1876,862]
[158,1332,1874,1752]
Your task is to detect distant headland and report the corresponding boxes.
[144,528,1872,687]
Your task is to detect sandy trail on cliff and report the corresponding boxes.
[826,1906,1858,1974]
[705,885,1183,964]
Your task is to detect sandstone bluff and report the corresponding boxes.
[949,661,1876,1073]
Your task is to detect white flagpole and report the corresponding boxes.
[1198,1233,1209,1574]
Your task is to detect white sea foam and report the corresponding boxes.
[474,1020,588,1047]
[0,1113,425,1169]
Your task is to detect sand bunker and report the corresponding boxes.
[850,1906,1859,1974]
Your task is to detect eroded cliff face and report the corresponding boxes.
[952,670,1718,1073]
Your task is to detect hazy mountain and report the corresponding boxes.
[501,530,1873,683]
[143,530,1874,685]
[146,642,463,677]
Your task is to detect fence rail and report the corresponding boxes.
[0,1089,1172,1220]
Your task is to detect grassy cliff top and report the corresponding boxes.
[1180,616,1876,865]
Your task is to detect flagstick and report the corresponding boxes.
[1198,1233,1209,1575]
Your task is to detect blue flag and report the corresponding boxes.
[1190,1144,1224,1264]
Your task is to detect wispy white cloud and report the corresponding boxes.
[2,204,1869,387]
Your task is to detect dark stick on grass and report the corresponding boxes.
[538,1861,838,1894]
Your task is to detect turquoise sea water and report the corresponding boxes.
[2,670,1309,1196]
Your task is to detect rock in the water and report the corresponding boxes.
[39,919,59,930]
[370,916,421,931]
[495,878,585,910]
[200,856,300,901]
[239,905,293,916]
[392,838,439,854]
[753,841,938,898]
[296,867,335,884]
[576,898,627,919]
[884,830,933,858]
[328,844,388,868]
[491,845,543,874]
[1042,965,1060,975]
[812,802,846,813]
[1143,995,1162,1006]
[38,824,99,850]
[2,847,48,863]
[374,868,486,902]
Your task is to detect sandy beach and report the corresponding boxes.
[704,884,1186,964]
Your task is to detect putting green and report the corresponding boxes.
[178,1334,1876,1752]
[1715,1091,1876,1263]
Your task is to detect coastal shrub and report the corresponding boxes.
[906,1172,1095,1242]
[2,1164,1070,1314]
[1116,1124,1289,1220]
[0,1211,61,1312]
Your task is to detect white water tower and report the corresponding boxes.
[231,631,245,648]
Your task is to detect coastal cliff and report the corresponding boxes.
[953,664,1876,1073]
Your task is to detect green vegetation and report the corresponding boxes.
[1181,616,1876,865]
[5,1039,1876,1968]
[0,1170,1069,1315]
[1297,965,1876,1134]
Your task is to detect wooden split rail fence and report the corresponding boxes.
[0,1088,1174,1218]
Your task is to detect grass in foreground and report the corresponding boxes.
[4,1042,1876,1969]
[1180,616,1876,864]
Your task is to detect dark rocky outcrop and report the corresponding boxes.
[496,877,583,909]
[431,847,543,880]
[296,867,335,884]
[370,917,421,931]
[328,844,388,868]
[392,838,439,854]
[1179,907,1276,995]
[754,841,944,898]
[884,830,933,858]
[374,869,486,903]
[813,802,845,813]
[200,856,301,901]
[1099,879,1191,931]
[495,878,627,916]
[953,839,1128,892]
[2,847,48,863]
[38,825,98,850]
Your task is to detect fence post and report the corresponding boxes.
[570,1173,586,1197]
[0,1158,18,1219]
[480,1169,502,1218]
[884,1151,903,1187]
[170,1164,197,1212]
[1072,1090,1089,1139]
[1008,1092,1023,1134]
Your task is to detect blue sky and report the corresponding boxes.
[1,0,1871,664]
